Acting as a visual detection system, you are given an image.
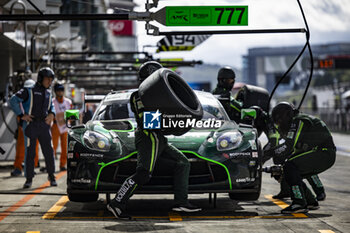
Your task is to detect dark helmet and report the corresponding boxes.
[271,102,297,134]
[217,66,235,90]
[54,83,64,92]
[138,61,163,83]
[37,67,55,84]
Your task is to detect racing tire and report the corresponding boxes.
[68,192,99,202]
[139,68,203,135]
[236,84,270,112]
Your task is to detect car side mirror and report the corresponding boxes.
[65,109,80,128]
[241,109,256,125]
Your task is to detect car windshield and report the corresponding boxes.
[93,90,230,122]
[195,91,230,121]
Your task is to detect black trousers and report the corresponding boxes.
[115,129,190,205]
[24,121,55,179]
[283,148,336,204]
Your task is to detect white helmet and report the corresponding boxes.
[24,79,36,88]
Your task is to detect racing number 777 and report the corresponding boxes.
[215,7,246,25]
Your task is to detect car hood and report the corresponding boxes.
[74,119,256,156]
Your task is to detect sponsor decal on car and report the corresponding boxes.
[252,151,258,158]
[68,141,77,151]
[71,178,92,184]
[249,160,256,166]
[68,153,74,159]
[80,153,104,158]
[228,152,251,158]
[236,177,255,183]
[143,110,222,130]
[70,161,77,167]
[249,140,257,150]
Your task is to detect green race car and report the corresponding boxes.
[66,89,262,202]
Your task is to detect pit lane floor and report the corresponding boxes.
[0,134,349,232]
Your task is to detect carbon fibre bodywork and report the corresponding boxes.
[66,90,262,201]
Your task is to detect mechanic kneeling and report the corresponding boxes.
[267,102,336,214]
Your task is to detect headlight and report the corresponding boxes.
[83,130,111,152]
[216,131,243,151]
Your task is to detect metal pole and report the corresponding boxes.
[158,28,306,36]
[10,0,29,71]
[48,24,51,67]
[0,13,131,21]
[30,35,35,71]
[31,58,202,66]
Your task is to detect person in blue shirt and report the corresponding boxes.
[10,67,57,188]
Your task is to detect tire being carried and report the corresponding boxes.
[138,68,203,135]
[236,85,269,112]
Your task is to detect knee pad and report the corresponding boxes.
[133,168,151,185]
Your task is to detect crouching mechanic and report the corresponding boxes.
[253,106,328,201]
[107,61,201,219]
[10,67,57,188]
[267,102,336,213]
[212,66,242,123]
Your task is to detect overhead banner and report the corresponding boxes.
[157,34,211,52]
[165,6,248,26]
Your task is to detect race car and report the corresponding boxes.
[66,89,262,202]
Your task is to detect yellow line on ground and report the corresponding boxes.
[42,196,69,219]
[264,195,308,218]
[52,215,306,220]
[168,212,183,221]
[319,230,335,233]
[0,171,66,222]
[26,232,40,233]
[48,193,312,221]
[53,216,169,219]
[97,210,104,217]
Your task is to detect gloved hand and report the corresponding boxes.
[248,106,267,136]
[273,153,287,165]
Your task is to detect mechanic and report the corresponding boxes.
[266,102,336,213]
[252,105,327,201]
[10,67,57,188]
[212,66,243,123]
[51,83,72,171]
[107,61,201,219]
[10,79,40,177]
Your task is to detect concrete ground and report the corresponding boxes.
[0,133,349,233]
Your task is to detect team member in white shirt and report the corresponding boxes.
[52,83,72,171]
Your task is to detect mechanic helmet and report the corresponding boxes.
[138,61,163,83]
[217,66,236,90]
[54,83,64,92]
[37,67,55,84]
[271,102,297,134]
[23,79,36,88]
